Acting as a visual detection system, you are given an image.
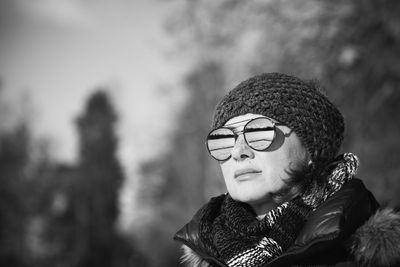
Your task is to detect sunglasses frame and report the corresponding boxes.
[205,116,283,161]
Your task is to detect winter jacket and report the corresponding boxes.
[174,179,400,266]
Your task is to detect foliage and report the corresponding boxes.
[0,90,145,266]
[317,0,400,205]
[0,123,31,266]
[165,0,400,205]
[73,90,127,266]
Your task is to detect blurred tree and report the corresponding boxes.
[0,84,35,266]
[0,85,146,266]
[166,0,327,84]
[0,123,30,267]
[21,89,145,267]
[316,0,400,206]
[73,90,131,267]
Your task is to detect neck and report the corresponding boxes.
[250,201,278,219]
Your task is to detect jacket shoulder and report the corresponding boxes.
[174,195,226,266]
[292,178,378,248]
[351,208,400,267]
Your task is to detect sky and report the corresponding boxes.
[0,0,187,168]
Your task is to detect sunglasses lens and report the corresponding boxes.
[244,118,275,150]
[206,128,235,160]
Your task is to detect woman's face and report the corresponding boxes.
[220,113,308,207]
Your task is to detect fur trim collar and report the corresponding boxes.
[351,208,400,267]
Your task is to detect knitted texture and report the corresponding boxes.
[198,153,359,267]
[212,73,344,169]
[302,153,359,209]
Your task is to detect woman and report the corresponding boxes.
[174,73,400,266]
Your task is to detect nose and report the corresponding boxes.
[231,134,255,161]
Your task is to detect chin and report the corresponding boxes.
[232,191,266,204]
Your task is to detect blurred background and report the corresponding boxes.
[1,0,400,266]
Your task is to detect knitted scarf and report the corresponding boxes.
[198,153,359,267]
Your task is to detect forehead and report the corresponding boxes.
[223,113,266,127]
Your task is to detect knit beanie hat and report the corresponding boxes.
[212,72,344,170]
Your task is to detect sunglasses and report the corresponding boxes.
[206,117,283,161]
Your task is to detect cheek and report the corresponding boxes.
[220,163,234,183]
[257,153,287,173]
[220,162,241,195]
[255,152,293,187]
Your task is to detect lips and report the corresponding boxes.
[234,168,262,179]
